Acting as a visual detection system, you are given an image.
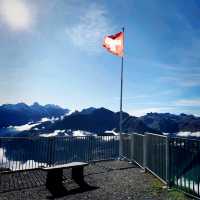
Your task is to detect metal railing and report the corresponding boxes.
[0,133,199,198]
[121,134,132,160]
[0,136,119,171]
[146,134,167,182]
[121,133,200,198]
[121,133,144,167]
[169,137,200,197]
[132,133,145,168]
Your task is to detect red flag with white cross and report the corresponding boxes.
[103,32,124,57]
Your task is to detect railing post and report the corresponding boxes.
[143,134,147,170]
[166,136,170,186]
[119,134,123,159]
[131,134,134,161]
[48,137,54,167]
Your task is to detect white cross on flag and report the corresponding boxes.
[103,32,124,57]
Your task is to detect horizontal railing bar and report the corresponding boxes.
[145,167,167,185]
[145,132,167,138]
[0,135,119,139]
[131,159,145,170]
[127,133,144,137]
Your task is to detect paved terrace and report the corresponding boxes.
[0,161,169,200]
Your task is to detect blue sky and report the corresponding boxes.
[0,0,200,116]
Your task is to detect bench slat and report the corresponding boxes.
[42,162,88,171]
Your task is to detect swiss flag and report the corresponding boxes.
[103,32,124,57]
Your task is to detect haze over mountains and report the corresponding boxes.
[0,103,200,137]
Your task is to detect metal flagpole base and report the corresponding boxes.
[117,156,124,161]
[117,154,125,161]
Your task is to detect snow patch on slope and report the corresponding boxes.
[72,130,96,137]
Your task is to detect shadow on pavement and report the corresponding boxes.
[47,182,98,199]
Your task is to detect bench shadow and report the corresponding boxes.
[47,182,99,199]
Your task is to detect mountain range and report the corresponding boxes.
[0,102,69,128]
[0,103,200,137]
[123,112,200,134]
[28,108,200,136]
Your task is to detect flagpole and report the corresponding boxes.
[119,27,124,159]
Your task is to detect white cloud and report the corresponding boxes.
[66,3,114,53]
[72,130,94,137]
[40,130,66,137]
[177,131,200,137]
[9,122,40,131]
[130,107,175,117]
[175,99,200,107]
[7,116,60,132]
[0,0,34,31]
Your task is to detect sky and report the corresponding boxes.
[0,0,200,116]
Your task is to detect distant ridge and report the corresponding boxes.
[140,112,200,133]
[31,110,200,136]
[0,102,69,128]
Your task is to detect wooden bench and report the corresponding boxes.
[41,162,88,189]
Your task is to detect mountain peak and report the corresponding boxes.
[31,102,41,107]
[45,104,62,109]
[16,102,28,106]
[14,103,30,110]
[80,107,96,115]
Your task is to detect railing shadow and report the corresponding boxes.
[0,169,46,193]
[0,168,99,195]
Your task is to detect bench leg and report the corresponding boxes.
[46,169,63,188]
[72,166,87,187]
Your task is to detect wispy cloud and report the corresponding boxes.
[113,94,150,101]
[65,3,114,53]
[172,38,200,67]
[152,8,200,88]
[130,58,200,88]
[0,0,35,31]
[175,99,200,107]
[160,73,200,87]
[113,90,176,104]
